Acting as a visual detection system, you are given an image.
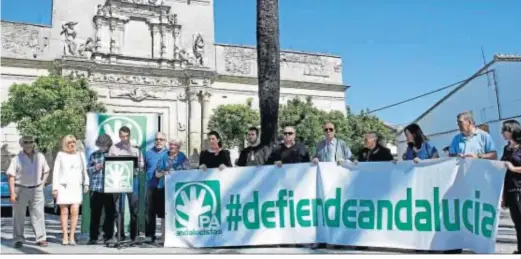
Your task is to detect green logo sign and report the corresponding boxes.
[97,115,147,149]
[104,160,134,193]
[174,181,222,236]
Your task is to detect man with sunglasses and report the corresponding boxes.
[7,136,50,248]
[313,122,353,165]
[144,132,168,244]
[266,126,310,167]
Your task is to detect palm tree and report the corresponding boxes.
[256,0,280,147]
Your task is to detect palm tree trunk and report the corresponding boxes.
[257,0,280,147]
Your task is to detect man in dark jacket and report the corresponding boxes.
[266,126,311,166]
[358,132,394,162]
[237,127,270,167]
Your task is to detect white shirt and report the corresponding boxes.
[52,151,88,190]
[7,151,50,187]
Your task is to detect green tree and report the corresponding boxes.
[345,108,395,156]
[278,97,327,151]
[0,73,106,152]
[207,98,260,149]
[278,97,394,157]
[257,0,280,147]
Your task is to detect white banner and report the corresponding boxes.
[164,158,505,253]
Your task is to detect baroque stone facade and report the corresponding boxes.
[1,0,346,166]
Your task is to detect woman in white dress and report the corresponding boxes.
[52,135,89,245]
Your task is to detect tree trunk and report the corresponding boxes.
[256,0,280,147]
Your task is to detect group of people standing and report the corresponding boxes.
[6,110,521,254]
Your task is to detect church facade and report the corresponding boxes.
[1,0,347,167]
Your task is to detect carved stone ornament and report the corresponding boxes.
[223,47,255,75]
[178,122,187,132]
[89,73,183,86]
[202,91,211,102]
[121,0,164,5]
[60,21,95,59]
[113,88,159,102]
[1,22,44,59]
[66,70,89,79]
[176,91,187,101]
[61,22,79,56]
[192,33,205,66]
[281,52,328,77]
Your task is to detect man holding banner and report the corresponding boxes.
[108,126,144,243]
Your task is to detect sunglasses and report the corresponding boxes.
[23,141,34,144]
[67,141,76,144]
[155,138,166,141]
[324,128,334,132]
[283,132,294,136]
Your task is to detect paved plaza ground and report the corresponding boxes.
[0,210,517,254]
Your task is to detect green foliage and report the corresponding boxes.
[0,73,106,152]
[208,96,394,157]
[207,99,260,149]
[278,97,394,156]
[345,110,395,156]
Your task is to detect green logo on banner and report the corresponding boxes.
[97,115,147,149]
[174,181,222,236]
[104,160,134,193]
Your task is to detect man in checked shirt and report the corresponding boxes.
[87,134,116,245]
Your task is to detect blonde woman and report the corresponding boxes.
[52,135,89,245]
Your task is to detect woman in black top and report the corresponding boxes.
[199,131,232,171]
[501,120,521,254]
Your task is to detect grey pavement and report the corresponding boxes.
[0,210,517,254]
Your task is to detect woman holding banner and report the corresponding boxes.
[199,131,232,171]
[403,123,439,162]
[501,119,521,254]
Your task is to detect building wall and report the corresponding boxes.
[1,1,347,169]
[396,60,521,159]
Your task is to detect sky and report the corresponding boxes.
[2,0,521,126]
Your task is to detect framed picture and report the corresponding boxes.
[103,156,138,193]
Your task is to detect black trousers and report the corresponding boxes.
[145,188,165,239]
[507,192,521,252]
[114,192,139,240]
[89,191,116,241]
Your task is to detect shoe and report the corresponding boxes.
[513,250,520,254]
[69,240,76,246]
[13,241,23,248]
[37,241,48,247]
[104,238,116,245]
[87,240,98,245]
[62,240,69,245]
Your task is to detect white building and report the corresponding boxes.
[395,54,521,158]
[1,0,347,169]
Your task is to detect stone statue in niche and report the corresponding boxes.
[61,22,79,56]
[192,33,205,66]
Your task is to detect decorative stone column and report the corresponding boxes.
[201,91,211,135]
[151,24,161,59]
[188,88,202,156]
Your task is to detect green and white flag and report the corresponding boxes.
[84,112,158,233]
[165,158,505,253]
